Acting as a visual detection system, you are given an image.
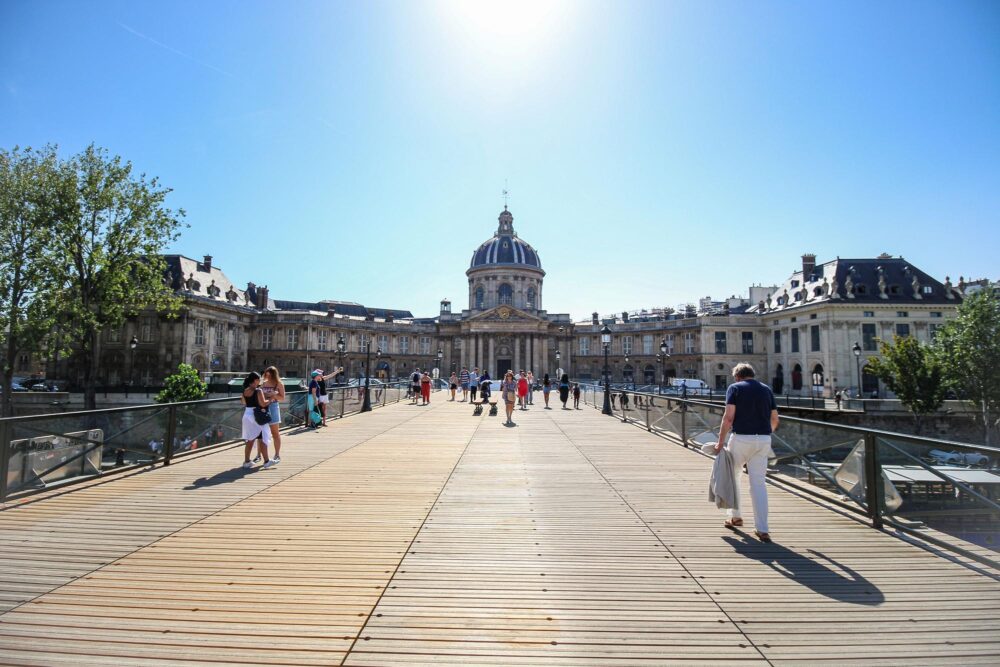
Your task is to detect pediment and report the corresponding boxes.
[468,306,542,323]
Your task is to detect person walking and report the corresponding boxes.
[459,366,470,402]
[410,368,422,405]
[260,366,285,464]
[501,370,517,425]
[558,373,570,409]
[240,372,274,469]
[479,371,491,402]
[420,369,432,405]
[516,371,529,410]
[526,371,534,405]
[469,367,480,403]
[714,363,779,543]
[542,373,552,409]
[449,372,458,401]
[573,383,581,409]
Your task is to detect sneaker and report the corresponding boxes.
[252,455,261,463]
[262,460,276,469]
[273,456,281,464]
[242,461,253,469]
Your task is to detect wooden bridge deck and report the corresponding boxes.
[1,398,998,666]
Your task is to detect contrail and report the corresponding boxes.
[118,22,236,78]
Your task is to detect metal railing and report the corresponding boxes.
[0,381,414,502]
[579,384,1000,568]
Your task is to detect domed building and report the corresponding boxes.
[466,207,545,312]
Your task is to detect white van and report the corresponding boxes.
[670,378,711,395]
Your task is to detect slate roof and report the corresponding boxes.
[469,208,543,272]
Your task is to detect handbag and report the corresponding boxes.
[253,406,271,425]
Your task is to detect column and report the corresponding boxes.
[487,337,495,375]
[476,335,483,370]
[542,337,550,376]
[514,336,521,373]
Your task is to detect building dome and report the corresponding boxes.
[469,208,543,272]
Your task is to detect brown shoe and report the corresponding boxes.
[754,530,772,543]
[724,518,743,529]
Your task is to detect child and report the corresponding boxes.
[572,383,581,409]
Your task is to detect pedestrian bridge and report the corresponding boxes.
[1,399,998,666]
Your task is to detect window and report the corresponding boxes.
[714,332,727,354]
[666,335,675,353]
[622,336,633,355]
[215,323,226,348]
[895,323,910,338]
[856,284,868,295]
[475,287,485,309]
[809,313,817,319]
[684,333,695,353]
[643,335,653,355]
[889,285,901,295]
[773,330,781,354]
[108,329,121,343]
[929,323,942,340]
[399,336,410,354]
[377,335,389,353]
[261,328,273,350]
[419,337,431,355]
[791,328,800,353]
[930,311,942,318]
[141,319,154,343]
[863,311,875,317]
[810,325,821,352]
[742,332,754,354]
[357,333,369,352]
[579,337,590,356]
[498,283,513,305]
[233,329,242,350]
[790,317,797,323]
[318,330,328,351]
[526,287,536,309]
[194,320,205,346]
[922,285,934,295]
[862,323,877,351]
[896,311,909,318]
[287,329,299,350]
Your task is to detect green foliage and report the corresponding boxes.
[0,145,63,415]
[866,335,947,432]
[48,145,186,409]
[934,289,1000,445]
[156,363,207,404]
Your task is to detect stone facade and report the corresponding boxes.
[51,213,963,399]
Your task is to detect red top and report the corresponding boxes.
[517,378,529,396]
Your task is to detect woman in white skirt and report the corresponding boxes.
[241,371,274,469]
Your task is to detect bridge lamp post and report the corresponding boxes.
[127,335,138,396]
[361,344,380,413]
[601,325,613,415]
[658,339,669,395]
[852,341,862,398]
[437,348,443,379]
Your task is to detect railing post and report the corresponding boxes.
[0,419,11,502]
[339,391,346,418]
[864,431,883,529]
[680,400,688,447]
[645,398,651,431]
[163,404,177,466]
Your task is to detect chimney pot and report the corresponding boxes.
[203,255,213,271]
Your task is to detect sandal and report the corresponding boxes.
[724,518,743,529]
[754,531,772,543]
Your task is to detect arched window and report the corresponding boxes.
[773,364,784,394]
[475,286,485,309]
[811,364,824,392]
[644,365,656,384]
[622,364,634,382]
[526,287,536,309]
[498,283,513,305]
[791,363,803,390]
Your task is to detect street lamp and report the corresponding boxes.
[601,324,613,415]
[336,335,347,385]
[658,338,669,395]
[852,341,862,398]
[127,335,138,396]
[361,343,379,412]
[436,347,443,378]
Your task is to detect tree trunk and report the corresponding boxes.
[0,372,12,418]
[83,330,99,411]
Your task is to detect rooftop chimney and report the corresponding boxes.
[257,286,269,309]
[622,311,629,323]
[592,312,599,325]
[802,253,817,281]
[203,255,213,272]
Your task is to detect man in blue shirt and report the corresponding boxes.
[469,367,480,403]
[714,363,780,542]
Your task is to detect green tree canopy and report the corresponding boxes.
[865,335,947,433]
[51,145,185,409]
[934,289,1000,445]
[156,363,208,404]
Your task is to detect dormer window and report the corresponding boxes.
[813,287,823,297]
[855,284,868,295]
[889,285,901,295]
[922,286,933,295]
[791,280,800,288]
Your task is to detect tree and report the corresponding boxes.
[865,335,947,434]
[155,363,207,404]
[934,289,1000,445]
[0,146,64,416]
[51,145,184,409]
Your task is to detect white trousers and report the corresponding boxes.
[726,433,771,533]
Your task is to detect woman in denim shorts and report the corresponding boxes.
[260,366,285,465]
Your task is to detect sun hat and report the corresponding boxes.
[311,370,321,377]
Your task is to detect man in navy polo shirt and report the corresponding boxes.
[714,363,780,542]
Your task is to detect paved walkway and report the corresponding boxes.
[0,398,998,665]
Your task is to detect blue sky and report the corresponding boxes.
[2,0,998,319]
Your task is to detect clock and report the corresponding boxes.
[498,307,511,320]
